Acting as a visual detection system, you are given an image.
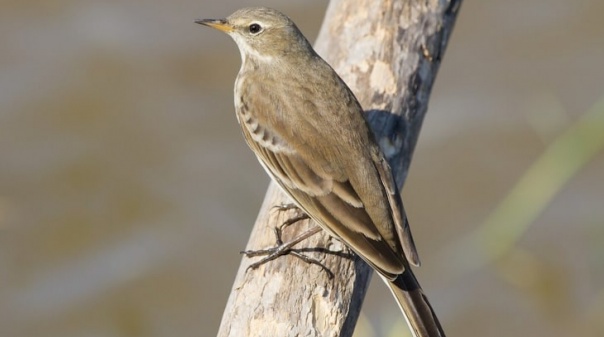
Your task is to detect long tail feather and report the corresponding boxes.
[380,271,445,337]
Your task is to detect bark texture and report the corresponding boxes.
[216,1,462,336]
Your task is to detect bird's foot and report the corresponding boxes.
[269,203,310,245]
[241,205,334,278]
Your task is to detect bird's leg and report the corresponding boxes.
[241,203,333,278]
[242,226,322,265]
[272,203,310,244]
[272,202,299,212]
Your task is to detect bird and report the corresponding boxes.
[196,7,445,337]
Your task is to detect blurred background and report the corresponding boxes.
[1,0,603,336]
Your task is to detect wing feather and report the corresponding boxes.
[235,67,416,277]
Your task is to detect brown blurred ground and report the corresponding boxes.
[1,1,603,337]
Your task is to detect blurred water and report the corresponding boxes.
[1,1,603,337]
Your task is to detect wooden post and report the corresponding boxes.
[216,0,462,336]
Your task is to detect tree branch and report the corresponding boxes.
[216,1,462,336]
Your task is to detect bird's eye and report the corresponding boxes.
[248,23,262,34]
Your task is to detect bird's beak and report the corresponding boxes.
[195,18,233,33]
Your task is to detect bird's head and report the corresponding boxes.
[196,7,313,64]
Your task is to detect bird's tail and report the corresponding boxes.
[381,270,446,337]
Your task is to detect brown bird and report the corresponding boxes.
[196,7,445,337]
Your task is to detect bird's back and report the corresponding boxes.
[235,52,414,278]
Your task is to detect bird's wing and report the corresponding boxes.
[236,84,409,277]
[373,150,420,266]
